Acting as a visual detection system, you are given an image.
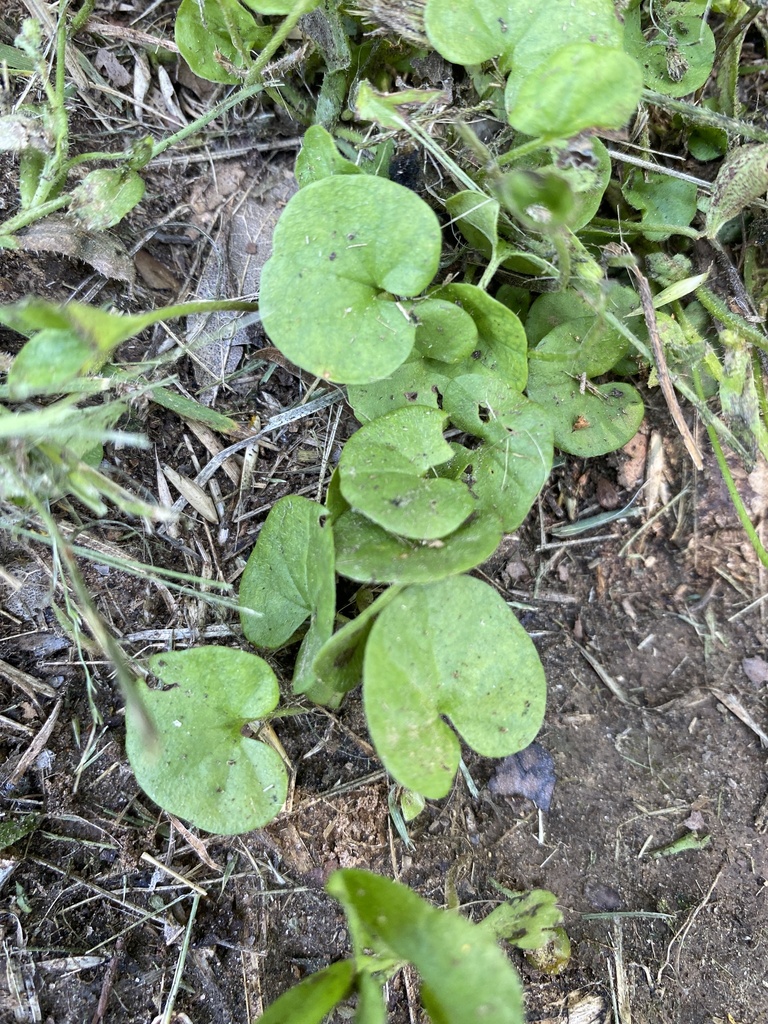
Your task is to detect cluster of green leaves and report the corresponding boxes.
[254,868,564,1024]
[5,0,768,1019]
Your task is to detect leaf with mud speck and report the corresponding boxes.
[488,741,555,811]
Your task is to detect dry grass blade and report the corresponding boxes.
[2,698,62,791]
[627,259,704,470]
[0,656,57,700]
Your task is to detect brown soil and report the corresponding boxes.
[1,4,767,1024]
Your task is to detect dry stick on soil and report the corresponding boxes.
[709,689,768,749]
[90,936,124,1024]
[571,638,636,707]
[1,698,62,791]
[625,259,704,471]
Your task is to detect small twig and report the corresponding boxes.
[2,699,62,791]
[572,639,636,707]
[140,852,208,896]
[627,259,704,470]
[710,689,768,749]
[91,937,124,1024]
[157,894,201,1024]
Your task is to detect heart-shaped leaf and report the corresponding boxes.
[328,869,525,1024]
[363,577,546,797]
[442,375,554,531]
[259,175,441,383]
[69,169,145,231]
[338,407,475,540]
[526,326,644,457]
[239,496,335,698]
[506,45,642,139]
[125,647,287,834]
[430,283,528,389]
[333,509,502,585]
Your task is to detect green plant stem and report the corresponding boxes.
[692,367,768,569]
[641,88,768,142]
[0,192,71,237]
[69,0,95,36]
[695,284,768,353]
[247,0,319,81]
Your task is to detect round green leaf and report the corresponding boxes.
[126,647,287,834]
[334,510,501,585]
[259,175,441,383]
[363,577,546,797]
[413,298,478,363]
[430,283,528,389]
[175,0,270,84]
[442,375,554,532]
[69,169,145,231]
[338,407,475,540]
[506,45,643,138]
[623,0,715,98]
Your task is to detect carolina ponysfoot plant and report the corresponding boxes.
[5,0,768,838]
[111,0,768,833]
[255,868,565,1024]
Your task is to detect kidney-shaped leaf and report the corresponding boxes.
[259,175,441,383]
[527,326,644,458]
[125,647,287,835]
[334,509,502,585]
[363,577,546,797]
[328,869,524,1024]
[442,375,554,532]
[506,45,642,139]
[338,407,474,540]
